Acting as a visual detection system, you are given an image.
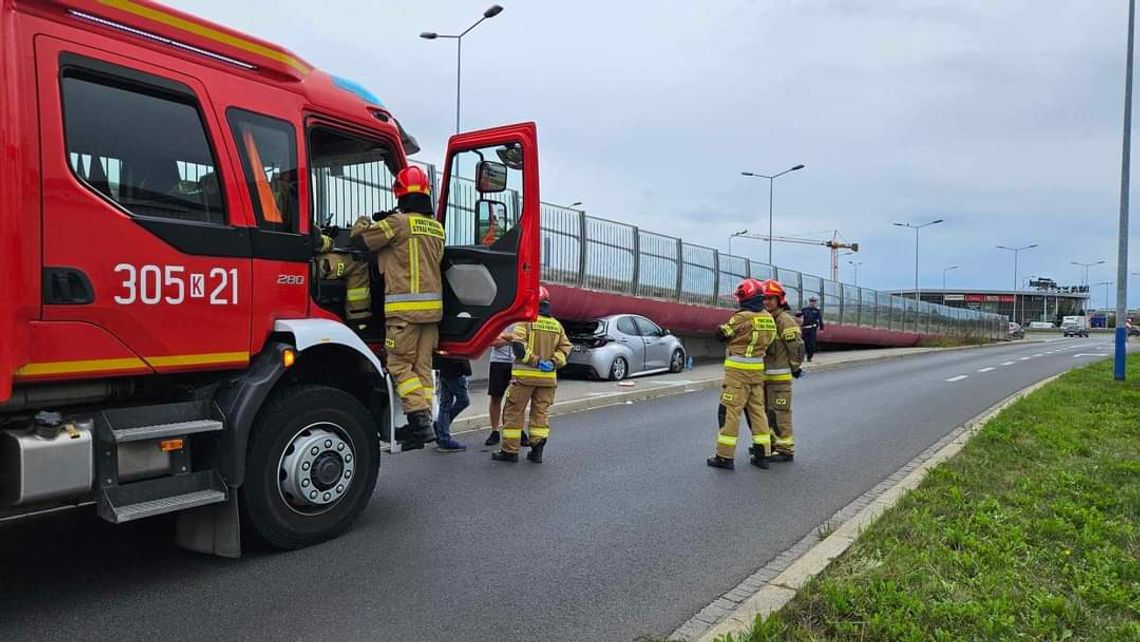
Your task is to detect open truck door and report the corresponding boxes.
[436,123,540,356]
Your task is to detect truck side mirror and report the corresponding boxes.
[476,161,508,193]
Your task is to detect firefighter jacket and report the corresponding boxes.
[351,211,445,323]
[764,308,805,382]
[718,309,777,382]
[511,315,573,387]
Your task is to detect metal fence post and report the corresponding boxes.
[577,211,588,287]
[630,226,641,295]
[675,238,684,301]
[711,249,720,306]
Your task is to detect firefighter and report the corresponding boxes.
[760,279,805,462]
[351,166,444,449]
[316,233,372,325]
[493,286,572,464]
[707,278,777,470]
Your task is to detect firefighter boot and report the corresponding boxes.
[770,451,794,463]
[706,455,735,470]
[749,446,770,469]
[526,439,546,463]
[491,450,519,463]
[400,410,433,450]
[520,431,531,448]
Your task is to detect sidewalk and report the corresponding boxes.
[444,343,1010,438]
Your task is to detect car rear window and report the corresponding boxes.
[564,320,604,337]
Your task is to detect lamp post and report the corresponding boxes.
[728,228,748,256]
[941,265,959,304]
[740,164,806,264]
[892,219,944,303]
[420,4,505,134]
[1114,0,1135,380]
[997,243,1038,326]
[1094,280,1114,311]
[848,260,863,286]
[1070,259,1105,287]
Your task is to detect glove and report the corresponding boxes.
[511,341,527,360]
[537,360,555,373]
[319,234,334,253]
[372,209,396,222]
[792,368,804,379]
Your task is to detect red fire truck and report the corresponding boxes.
[0,0,540,556]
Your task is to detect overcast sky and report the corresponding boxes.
[168,0,1139,307]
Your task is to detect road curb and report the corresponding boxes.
[444,339,1044,438]
[673,370,1067,642]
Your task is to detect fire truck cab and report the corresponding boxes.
[0,0,541,555]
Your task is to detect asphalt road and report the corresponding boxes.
[0,337,1119,641]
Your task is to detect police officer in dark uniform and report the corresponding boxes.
[796,295,824,362]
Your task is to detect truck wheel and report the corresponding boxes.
[240,385,379,550]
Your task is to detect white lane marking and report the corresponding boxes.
[1019,357,1031,361]
[1074,353,1109,358]
[1034,353,1045,357]
[946,375,969,382]
[1001,361,1016,366]
[977,367,996,372]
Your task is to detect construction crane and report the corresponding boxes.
[736,230,859,282]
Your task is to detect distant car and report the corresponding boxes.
[1061,315,1089,338]
[563,314,687,380]
[1008,322,1024,339]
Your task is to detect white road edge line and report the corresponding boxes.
[946,375,969,382]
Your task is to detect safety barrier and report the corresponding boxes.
[318,160,1005,341]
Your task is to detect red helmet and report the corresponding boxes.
[760,279,787,305]
[734,278,764,302]
[538,285,550,302]
[393,166,431,198]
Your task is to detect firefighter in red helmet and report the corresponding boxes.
[494,285,573,463]
[707,277,777,470]
[351,165,444,449]
[759,278,804,462]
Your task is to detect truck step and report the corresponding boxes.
[111,419,223,443]
[110,489,226,523]
[97,400,224,443]
[98,470,227,524]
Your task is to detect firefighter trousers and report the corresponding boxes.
[500,381,556,454]
[319,252,372,320]
[715,370,770,460]
[386,319,438,415]
[765,380,794,454]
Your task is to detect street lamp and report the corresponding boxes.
[941,265,959,304]
[997,243,1038,325]
[1070,259,1105,287]
[740,164,806,264]
[421,4,505,134]
[1093,280,1114,310]
[729,228,748,256]
[568,201,583,209]
[892,219,944,303]
[848,260,863,286]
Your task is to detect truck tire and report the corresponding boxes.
[240,384,379,550]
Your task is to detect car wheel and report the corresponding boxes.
[240,384,379,550]
[668,349,685,373]
[608,356,628,381]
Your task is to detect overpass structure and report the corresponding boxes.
[323,161,1006,347]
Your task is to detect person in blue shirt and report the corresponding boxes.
[796,296,824,362]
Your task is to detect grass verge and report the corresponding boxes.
[728,359,1140,642]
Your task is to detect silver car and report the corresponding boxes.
[563,314,687,380]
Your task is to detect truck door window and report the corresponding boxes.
[60,73,225,225]
[308,127,400,232]
[228,109,298,232]
[444,144,523,250]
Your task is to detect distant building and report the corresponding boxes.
[885,287,1090,325]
